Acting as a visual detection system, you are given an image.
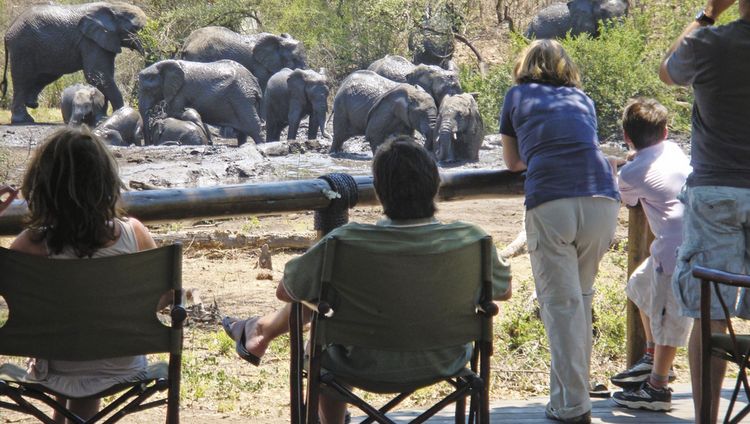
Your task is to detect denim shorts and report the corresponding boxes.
[672,185,750,319]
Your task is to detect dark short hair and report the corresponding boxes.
[21,126,125,257]
[372,136,439,220]
[622,97,668,150]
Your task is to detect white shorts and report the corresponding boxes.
[626,257,692,347]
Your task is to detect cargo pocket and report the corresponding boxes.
[672,243,703,315]
[693,191,737,226]
[527,231,539,253]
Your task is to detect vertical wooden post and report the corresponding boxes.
[626,204,655,366]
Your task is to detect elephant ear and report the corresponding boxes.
[253,36,284,73]
[161,62,185,104]
[366,87,410,143]
[78,7,122,54]
[287,70,307,101]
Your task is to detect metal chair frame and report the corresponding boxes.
[289,236,498,424]
[694,265,750,424]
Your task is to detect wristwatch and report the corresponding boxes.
[695,9,715,26]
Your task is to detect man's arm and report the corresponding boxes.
[660,0,737,85]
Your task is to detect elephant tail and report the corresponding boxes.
[1,38,8,99]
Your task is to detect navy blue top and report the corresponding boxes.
[499,83,619,209]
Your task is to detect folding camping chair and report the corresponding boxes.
[290,235,498,424]
[0,244,185,424]
[693,265,750,424]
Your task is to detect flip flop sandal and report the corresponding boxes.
[222,316,261,366]
[589,382,611,398]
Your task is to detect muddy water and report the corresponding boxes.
[0,122,629,188]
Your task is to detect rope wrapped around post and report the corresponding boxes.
[314,173,359,238]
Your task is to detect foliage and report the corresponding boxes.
[458,0,717,139]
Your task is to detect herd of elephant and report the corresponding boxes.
[1,0,628,162]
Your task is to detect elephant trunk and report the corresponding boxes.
[124,32,145,55]
[419,114,437,152]
[437,119,457,162]
[138,96,153,145]
[313,101,330,139]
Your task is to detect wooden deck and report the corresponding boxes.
[352,384,748,423]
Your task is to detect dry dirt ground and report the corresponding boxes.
[0,122,649,423]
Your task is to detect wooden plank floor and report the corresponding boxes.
[352,384,748,423]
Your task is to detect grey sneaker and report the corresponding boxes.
[612,382,672,412]
[544,409,591,423]
[609,355,675,389]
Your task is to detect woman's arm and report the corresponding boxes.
[501,134,527,172]
[9,230,47,256]
[129,218,157,251]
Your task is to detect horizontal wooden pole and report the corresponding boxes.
[0,169,525,236]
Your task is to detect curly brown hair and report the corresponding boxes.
[21,126,125,257]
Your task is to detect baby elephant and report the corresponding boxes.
[94,106,143,146]
[148,108,211,146]
[61,84,107,126]
[263,68,330,142]
[435,94,484,162]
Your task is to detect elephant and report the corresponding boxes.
[263,68,330,143]
[435,94,484,163]
[406,64,462,107]
[364,84,438,154]
[331,70,399,153]
[1,2,146,124]
[409,28,458,71]
[367,55,415,83]
[138,59,263,146]
[525,0,629,39]
[181,26,307,91]
[61,84,107,127]
[147,116,211,146]
[93,106,143,146]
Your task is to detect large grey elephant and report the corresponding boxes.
[525,0,629,39]
[435,94,484,163]
[94,106,143,146]
[365,84,438,153]
[406,64,462,107]
[1,2,146,124]
[181,27,307,91]
[61,84,107,127]
[138,59,263,146]
[263,68,329,143]
[367,55,415,83]
[331,70,398,153]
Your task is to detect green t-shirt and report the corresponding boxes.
[282,218,511,390]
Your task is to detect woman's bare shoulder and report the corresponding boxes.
[9,229,48,256]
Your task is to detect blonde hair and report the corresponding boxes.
[513,39,581,88]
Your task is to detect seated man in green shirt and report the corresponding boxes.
[223,136,512,424]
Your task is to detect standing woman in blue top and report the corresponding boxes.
[500,39,620,424]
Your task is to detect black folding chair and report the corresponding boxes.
[693,265,750,424]
[290,236,499,424]
[0,244,185,424]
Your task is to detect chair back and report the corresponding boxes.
[0,245,182,361]
[315,236,491,351]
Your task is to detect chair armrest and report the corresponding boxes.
[301,300,334,318]
[693,265,750,289]
[477,301,499,317]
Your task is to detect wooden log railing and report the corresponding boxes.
[0,168,650,366]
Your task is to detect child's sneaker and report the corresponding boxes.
[612,382,672,411]
[609,355,675,389]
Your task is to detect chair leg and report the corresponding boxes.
[455,394,466,424]
[290,303,306,424]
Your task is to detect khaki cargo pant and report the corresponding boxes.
[526,196,619,420]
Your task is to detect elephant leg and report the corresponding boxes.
[26,73,60,108]
[287,108,303,141]
[330,113,349,153]
[10,83,34,124]
[237,132,248,146]
[83,54,123,111]
[266,120,282,143]
[307,119,317,140]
